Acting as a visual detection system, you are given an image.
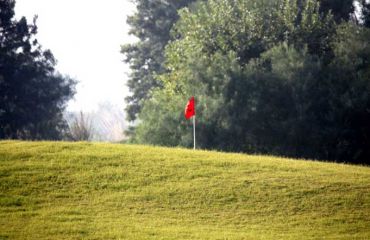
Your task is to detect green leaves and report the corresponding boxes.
[135,0,370,164]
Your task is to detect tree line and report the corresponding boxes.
[123,0,370,164]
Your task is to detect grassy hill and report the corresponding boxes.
[0,141,369,239]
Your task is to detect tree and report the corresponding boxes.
[322,23,370,162]
[136,0,333,146]
[121,0,198,121]
[135,0,370,164]
[0,0,76,140]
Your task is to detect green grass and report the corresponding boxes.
[0,141,369,239]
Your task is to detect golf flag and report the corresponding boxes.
[185,96,196,149]
[184,96,195,119]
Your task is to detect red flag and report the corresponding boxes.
[184,96,195,119]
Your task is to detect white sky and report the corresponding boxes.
[15,0,136,112]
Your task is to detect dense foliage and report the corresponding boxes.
[134,0,370,164]
[122,0,359,122]
[121,0,198,121]
[0,0,75,139]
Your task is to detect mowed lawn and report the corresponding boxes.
[0,141,369,239]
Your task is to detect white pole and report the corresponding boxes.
[193,115,196,150]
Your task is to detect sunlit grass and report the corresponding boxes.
[0,141,369,239]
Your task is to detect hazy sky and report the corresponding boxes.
[15,0,136,112]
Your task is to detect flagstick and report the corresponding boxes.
[193,115,196,150]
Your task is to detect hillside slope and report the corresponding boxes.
[0,141,369,239]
